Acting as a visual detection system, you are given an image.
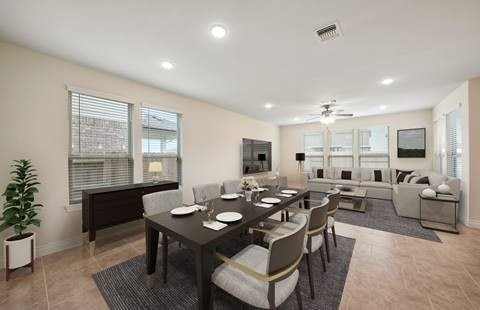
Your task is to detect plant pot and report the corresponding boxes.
[3,232,35,272]
[245,190,253,202]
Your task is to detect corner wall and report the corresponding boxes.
[468,78,480,227]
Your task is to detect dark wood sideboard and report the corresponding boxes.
[82,181,179,254]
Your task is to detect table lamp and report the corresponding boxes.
[148,162,163,183]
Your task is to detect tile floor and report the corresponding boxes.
[1,221,480,309]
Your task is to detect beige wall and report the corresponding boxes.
[432,82,470,224]
[0,41,280,256]
[280,109,433,185]
[468,77,480,225]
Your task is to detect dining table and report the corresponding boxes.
[144,185,310,310]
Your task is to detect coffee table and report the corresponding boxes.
[331,186,367,212]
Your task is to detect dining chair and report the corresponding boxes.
[223,179,241,194]
[324,189,341,262]
[142,189,183,216]
[263,197,330,299]
[212,214,308,309]
[192,183,221,204]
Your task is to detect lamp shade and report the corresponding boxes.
[148,162,163,173]
[257,153,266,161]
[295,153,305,161]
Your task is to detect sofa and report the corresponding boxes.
[307,167,460,219]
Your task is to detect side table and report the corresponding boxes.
[418,193,459,234]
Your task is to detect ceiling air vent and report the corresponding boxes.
[316,22,341,42]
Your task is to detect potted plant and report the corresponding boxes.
[1,159,42,280]
[240,176,258,202]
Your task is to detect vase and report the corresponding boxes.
[3,232,36,280]
[245,190,253,202]
[437,181,451,194]
[422,188,436,198]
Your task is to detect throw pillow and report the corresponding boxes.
[415,176,430,185]
[396,169,414,183]
[316,169,324,178]
[374,170,382,182]
[341,170,352,180]
[405,174,416,183]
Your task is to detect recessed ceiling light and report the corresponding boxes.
[379,105,387,110]
[381,78,394,85]
[264,103,273,109]
[210,24,227,38]
[160,61,174,70]
[294,117,299,121]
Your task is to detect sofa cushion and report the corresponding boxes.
[396,169,414,183]
[334,168,361,181]
[308,178,334,184]
[360,181,392,189]
[360,168,373,181]
[341,170,352,180]
[415,176,430,185]
[426,172,448,187]
[332,179,360,187]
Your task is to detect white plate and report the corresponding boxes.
[170,206,197,215]
[261,197,281,204]
[253,187,268,192]
[281,190,298,195]
[221,194,239,200]
[216,212,243,223]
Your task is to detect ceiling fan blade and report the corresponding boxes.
[334,113,354,117]
[332,109,344,113]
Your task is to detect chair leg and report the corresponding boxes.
[331,225,338,248]
[319,245,327,272]
[323,230,330,263]
[305,253,315,299]
[267,282,276,310]
[295,283,303,310]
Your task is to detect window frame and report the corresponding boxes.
[68,91,134,205]
[303,132,325,171]
[358,126,390,168]
[328,129,354,168]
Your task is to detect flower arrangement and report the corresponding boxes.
[240,176,258,191]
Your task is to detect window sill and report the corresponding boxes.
[64,204,82,213]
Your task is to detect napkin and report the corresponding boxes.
[203,221,228,231]
[276,193,292,197]
[254,203,274,208]
[191,204,206,211]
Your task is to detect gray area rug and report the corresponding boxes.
[93,235,355,309]
[311,193,441,242]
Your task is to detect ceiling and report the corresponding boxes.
[1,0,480,125]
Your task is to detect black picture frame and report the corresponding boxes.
[397,128,426,158]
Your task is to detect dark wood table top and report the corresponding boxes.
[145,186,308,249]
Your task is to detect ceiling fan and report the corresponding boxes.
[307,100,354,124]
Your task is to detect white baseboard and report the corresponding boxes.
[468,218,480,229]
[1,220,144,264]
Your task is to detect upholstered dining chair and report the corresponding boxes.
[223,179,241,194]
[263,197,330,299]
[142,189,183,216]
[212,214,308,309]
[324,189,341,262]
[192,183,221,204]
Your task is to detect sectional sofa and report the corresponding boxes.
[306,167,460,219]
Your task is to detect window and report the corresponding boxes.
[434,118,446,174]
[304,133,324,171]
[329,129,353,167]
[142,107,182,183]
[69,92,133,204]
[359,127,389,168]
[446,107,463,178]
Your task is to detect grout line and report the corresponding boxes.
[41,257,50,309]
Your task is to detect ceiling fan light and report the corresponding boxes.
[320,116,335,124]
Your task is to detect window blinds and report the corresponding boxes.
[142,107,182,183]
[329,129,354,167]
[358,127,389,168]
[446,108,462,178]
[304,133,324,170]
[69,92,133,204]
